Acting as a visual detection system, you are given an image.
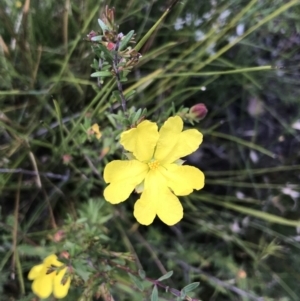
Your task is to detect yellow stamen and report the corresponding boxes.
[148,160,160,170]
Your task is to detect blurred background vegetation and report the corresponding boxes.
[1,0,300,300]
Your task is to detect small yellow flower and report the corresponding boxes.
[103,116,205,226]
[28,254,71,299]
[15,1,22,8]
[88,123,102,140]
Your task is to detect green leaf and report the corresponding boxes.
[120,71,128,82]
[53,99,65,151]
[83,117,92,128]
[157,270,173,281]
[91,35,103,42]
[138,269,146,279]
[151,285,158,301]
[73,262,92,282]
[90,71,112,77]
[182,282,200,293]
[105,113,117,128]
[97,43,114,60]
[98,19,109,32]
[124,89,136,100]
[90,58,99,70]
[119,30,135,51]
[132,108,142,125]
[199,197,300,227]
[128,273,144,291]
[208,131,275,158]
[134,1,180,52]
[102,65,111,71]
[111,258,126,266]
[17,245,52,257]
[120,75,128,82]
[111,90,122,103]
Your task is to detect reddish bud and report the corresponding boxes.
[100,147,110,159]
[62,154,72,164]
[189,103,208,120]
[60,251,70,260]
[107,42,115,50]
[87,30,98,41]
[53,230,65,242]
[237,269,247,279]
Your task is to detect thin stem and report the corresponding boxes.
[0,168,70,180]
[107,259,200,301]
[112,39,127,113]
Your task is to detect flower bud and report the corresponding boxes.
[62,154,72,165]
[189,103,208,121]
[87,30,98,41]
[53,230,65,242]
[100,147,110,159]
[107,42,115,50]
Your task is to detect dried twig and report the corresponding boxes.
[0,168,70,181]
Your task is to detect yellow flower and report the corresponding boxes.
[88,123,102,140]
[103,116,205,226]
[15,1,22,8]
[28,254,71,299]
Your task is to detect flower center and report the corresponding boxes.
[148,160,160,170]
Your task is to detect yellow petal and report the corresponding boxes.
[28,263,43,280]
[43,254,59,264]
[32,273,54,299]
[48,257,64,268]
[104,160,148,204]
[120,120,159,161]
[155,116,203,164]
[134,169,183,226]
[169,129,203,163]
[28,254,59,281]
[156,191,183,226]
[53,268,71,299]
[154,116,183,163]
[161,164,205,195]
[134,192,157,226]
[91,123,102,140]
